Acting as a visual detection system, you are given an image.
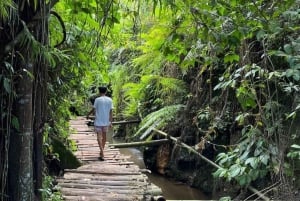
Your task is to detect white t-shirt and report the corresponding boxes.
[93,96,113,126]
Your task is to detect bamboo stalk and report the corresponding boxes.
[87,117,140,125]
[152,128,270,201]
[109,139,170,148]
[112,120,141,125]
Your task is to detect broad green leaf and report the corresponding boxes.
[229,165,241,177]
[224,54,239,63]
[12,116,20,130]
[3,78,11,93]
[259,154,270,165]
[291,144,300,149]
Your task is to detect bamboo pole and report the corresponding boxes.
[109,139,170,148]
[152,128,270,201]
[87,116,140,125]
[112,120,140,125]
[152,128,222,169]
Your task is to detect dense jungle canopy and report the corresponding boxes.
[1,0,300,200]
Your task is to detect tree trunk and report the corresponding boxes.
[2,1,52,200]
[32,4,50,198]
[9,60,34,201]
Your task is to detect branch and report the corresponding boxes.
[50,11,66,48]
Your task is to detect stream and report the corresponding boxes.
[109,135,211,200]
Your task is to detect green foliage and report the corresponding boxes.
[287,144,300,160]
[41,176,63,201]
[0,0,16,20]
[133,104,185,139]
[213,127,277,186]
[2,0,300,197]
[122,75,187,118]
[219,197,232,201]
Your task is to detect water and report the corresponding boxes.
[109,135,210,200]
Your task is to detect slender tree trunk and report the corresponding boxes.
[33,2,49,199]
[9,60,34,201]
[33,59,48,201]
[33,75,44,201]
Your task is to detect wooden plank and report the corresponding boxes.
[60,187,145,195]
[62,173,147,181]
[63,195,143,201]
[57,179,147,186]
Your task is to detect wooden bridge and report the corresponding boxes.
[57,117,163,201]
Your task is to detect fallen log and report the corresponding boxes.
[109,139,170,148]
[152,128,270,201]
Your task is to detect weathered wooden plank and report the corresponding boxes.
[59,182,145,190]
[63,195,143,201]
[60,187,145,195]
[62,173,147,181]
[57,179,147,186]
[64,170,141,176]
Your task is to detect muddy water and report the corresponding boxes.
[109,136,211,200]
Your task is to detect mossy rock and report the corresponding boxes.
[51,137,81,169]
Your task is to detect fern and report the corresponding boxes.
[133,104,185,139]
[17,20,71,67]
[122,74,187,118]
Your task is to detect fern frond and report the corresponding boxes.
[121,74,187,118]
[17,20,71,66]
[133,104,185,139]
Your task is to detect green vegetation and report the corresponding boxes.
[1,0,300,200]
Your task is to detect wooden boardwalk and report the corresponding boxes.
[57,117,162,201]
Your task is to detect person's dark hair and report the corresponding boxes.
[98,86,107,94]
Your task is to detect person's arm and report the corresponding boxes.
[109,109,113,126]
[86,108,95,119]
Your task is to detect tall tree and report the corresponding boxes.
[0,0,57,200]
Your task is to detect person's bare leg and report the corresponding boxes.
[97,132,104,158]
[102,131,107,156]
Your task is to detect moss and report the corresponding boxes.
[51,137,81,169]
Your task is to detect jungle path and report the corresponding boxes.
[57,117,162,201]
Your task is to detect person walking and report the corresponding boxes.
[87,86,113,161]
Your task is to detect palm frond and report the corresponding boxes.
[16,20,71,66]
[132,104,185,139]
